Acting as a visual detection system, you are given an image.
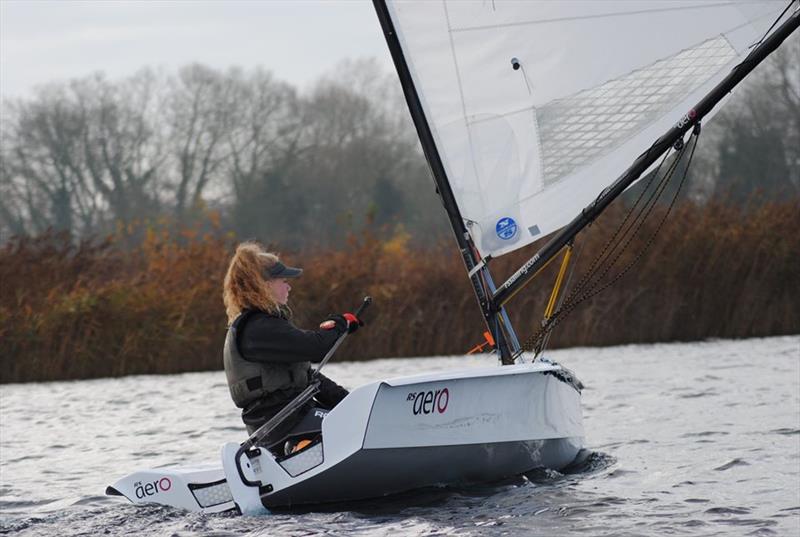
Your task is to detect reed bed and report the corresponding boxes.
[1,200,797,383]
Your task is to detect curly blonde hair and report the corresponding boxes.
[222,242,285,324]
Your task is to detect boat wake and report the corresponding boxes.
[524,449,615,484]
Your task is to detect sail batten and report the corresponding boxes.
[447,2,743,33]
[384,0,788,258]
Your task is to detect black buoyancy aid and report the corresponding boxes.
[223,310,311,409]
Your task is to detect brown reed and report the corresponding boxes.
[1,199,797,383]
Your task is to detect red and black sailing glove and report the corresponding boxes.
[342,312,364,333]
[319,313,364,333]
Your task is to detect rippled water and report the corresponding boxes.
[1,336,798,536]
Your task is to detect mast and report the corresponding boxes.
[373,0,517,363]
[492,5,800,309]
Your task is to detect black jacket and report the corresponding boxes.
[238,311,345,364]
[235,310,350,438]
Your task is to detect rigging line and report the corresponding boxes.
[574,141,686,299]
[749,0,797,49]
[538,129,702,349]
[556,144,685,323]
[562,146,674,308]
[577,138,675,271]
[570,142,687,303]
[520,127,701,354]
[565,127,701,309]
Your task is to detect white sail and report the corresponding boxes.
[385,0,787,257]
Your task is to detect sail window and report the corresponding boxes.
[537,36,735,187]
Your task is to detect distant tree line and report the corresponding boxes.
[1,35,797,246]
[0,59,445,246]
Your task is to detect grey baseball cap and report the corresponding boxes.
[265,260,303,279]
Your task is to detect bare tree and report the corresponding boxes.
[0,124,33,239]
[166,64,233,226]
[293,59,444,243]
[74,71,164,234]
[223,69,302,240]
[2,85,93,237]
[0,71,166,242]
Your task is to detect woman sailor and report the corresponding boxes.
[222,242,362,452]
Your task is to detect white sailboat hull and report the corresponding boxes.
[108,362,583,512]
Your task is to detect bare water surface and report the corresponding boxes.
[1,336,798,536]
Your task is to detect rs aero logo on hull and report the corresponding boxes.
[134,477,172,499]
[406,387,450,415]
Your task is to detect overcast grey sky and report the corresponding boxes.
[0,0,393,99]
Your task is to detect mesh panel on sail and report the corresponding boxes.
[538,36,736,186]
[386,0,785,258]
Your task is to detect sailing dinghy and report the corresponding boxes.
[107,0,799,513]
[108,355,584,513]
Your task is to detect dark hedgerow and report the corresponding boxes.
[0,200,798,384]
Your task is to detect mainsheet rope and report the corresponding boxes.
[521,124,703,359]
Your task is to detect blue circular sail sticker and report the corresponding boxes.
[496,217,518,240]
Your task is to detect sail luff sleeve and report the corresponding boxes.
[372,2,489,308]
[492,6,800,309]
[374,0,519,363]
